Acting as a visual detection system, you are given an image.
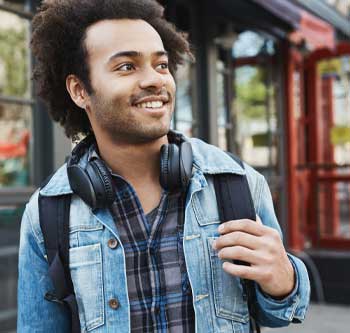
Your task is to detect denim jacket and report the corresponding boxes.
[17,137,310,333]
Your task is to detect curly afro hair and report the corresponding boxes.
[31,0,193,138]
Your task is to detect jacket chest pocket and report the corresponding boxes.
[69,243,105,332]
[207,237,249,324]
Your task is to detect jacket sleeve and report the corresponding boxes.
[17,204,70,333]
[254,176,310,327]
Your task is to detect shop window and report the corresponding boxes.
[0,102,31,187]
[231,31,282,213]
[0,10,31,98]
[174,57,196,137]
[0,6,32,330]
[233,31,275,58]
[234,64,277,170]
[317,55,350,166]
[0,9,32,188]
[315,55,350,240]
[232,31,278,175]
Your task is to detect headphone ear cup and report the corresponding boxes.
[86,159,115,209]
[160,143,181,192]
[179,141,193,189]
[169,144,180,190]
[67,164,97,209]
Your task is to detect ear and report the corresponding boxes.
[66,74,90,110]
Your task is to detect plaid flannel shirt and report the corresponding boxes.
[90,147,195,332]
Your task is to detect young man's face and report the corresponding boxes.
[84,19,176,144]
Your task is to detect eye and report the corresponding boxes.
[117,63,135,71]
[156,62,169,70]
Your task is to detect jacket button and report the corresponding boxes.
[109,298,120,310]
[108,238,119,249]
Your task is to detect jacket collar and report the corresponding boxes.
[189,137,245,175]
[40,131,245,197]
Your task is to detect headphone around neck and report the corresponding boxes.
[67,133,193,210]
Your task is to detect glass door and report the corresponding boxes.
[306,43,350,249]
[231,31,283,219]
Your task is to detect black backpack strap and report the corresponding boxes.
[214,152,260,333]
[39,193,81,333]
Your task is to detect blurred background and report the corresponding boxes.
[0,0,349,332]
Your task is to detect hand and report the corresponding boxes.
[212,216,295,298]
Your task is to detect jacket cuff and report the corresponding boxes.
[254,254,310,323]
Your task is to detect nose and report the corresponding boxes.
[139,66,166,91]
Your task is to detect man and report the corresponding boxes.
[18,0,310,332]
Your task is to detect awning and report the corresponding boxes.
[293,0,350,38]
[250,0,301,30]
[250,0,335,50]
[289,10,335,50]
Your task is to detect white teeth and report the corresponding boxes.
[136,101,164,109]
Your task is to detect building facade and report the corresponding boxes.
[0,0,349,330]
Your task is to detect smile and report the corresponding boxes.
[135,101,165,109]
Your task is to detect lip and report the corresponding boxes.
[133,95,169,106]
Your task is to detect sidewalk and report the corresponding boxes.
[263,303,350,333]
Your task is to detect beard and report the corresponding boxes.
[90,90,173,145]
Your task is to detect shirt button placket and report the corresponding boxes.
[154,306,160,316]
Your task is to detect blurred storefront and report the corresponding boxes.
[0,0,349,330]
[161,0,350,306]
[0,1,34,330]
[0,0,70,330]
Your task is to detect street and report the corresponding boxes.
[263,303,350,333]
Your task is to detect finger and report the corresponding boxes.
[218,219,265,237]
[218,245,260,265]
[221,261,258,281]
[213,231,262,251]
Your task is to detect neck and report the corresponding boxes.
[94,133,169,187]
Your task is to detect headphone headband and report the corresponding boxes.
[68,135,96,166]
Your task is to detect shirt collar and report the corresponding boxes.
[87,130,188,176]
[40,130,245,197]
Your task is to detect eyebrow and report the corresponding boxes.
[107,50,168,64]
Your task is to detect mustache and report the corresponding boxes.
[130,87,171,105]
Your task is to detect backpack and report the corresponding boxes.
[38,153,260,333]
